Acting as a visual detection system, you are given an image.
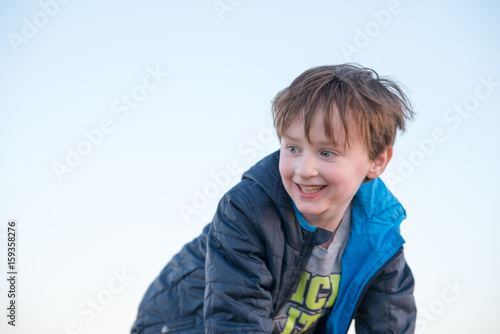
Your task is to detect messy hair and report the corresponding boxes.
[272,64,414,160]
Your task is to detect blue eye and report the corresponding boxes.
[321,150,335,158]
[288,146,300,154]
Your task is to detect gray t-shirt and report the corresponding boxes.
[272,203,352,334]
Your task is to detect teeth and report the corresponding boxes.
[299,185,325,193]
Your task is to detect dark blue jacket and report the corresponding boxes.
[131,151,416,333]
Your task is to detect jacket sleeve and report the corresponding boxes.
[354,248,417,334]
[204,188,274,333]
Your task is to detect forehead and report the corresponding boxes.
[283,107,351,145]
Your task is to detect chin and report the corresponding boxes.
[295,202,326,215]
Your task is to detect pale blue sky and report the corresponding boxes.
[1,1,499,333]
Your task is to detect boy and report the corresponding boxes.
[132,64,416,334]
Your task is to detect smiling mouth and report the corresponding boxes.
[298,185,326,193]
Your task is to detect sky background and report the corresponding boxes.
[1,0,499,333]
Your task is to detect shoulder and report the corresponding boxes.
[208,151,302,254]
[210,178,284,242]
[208,158,300,253]
[214,150,293,231]
[227,178,278,211]
[372,248,414,292]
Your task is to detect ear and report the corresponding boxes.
[366,146,393,180]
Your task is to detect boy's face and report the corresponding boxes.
[279,110,387,230]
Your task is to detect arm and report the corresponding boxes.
[204,188,274,334]
[354,249,417,334]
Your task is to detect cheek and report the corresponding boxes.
[328,165,367,192]
[279,157,293,181]
[323,171,342,186]
[322,166,355,188]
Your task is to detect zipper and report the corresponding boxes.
[270,231,316,317]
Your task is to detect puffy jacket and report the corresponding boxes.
[131,150,416,334]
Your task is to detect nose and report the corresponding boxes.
[296,153,319,178]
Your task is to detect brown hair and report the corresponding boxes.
[272,64,414,160]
